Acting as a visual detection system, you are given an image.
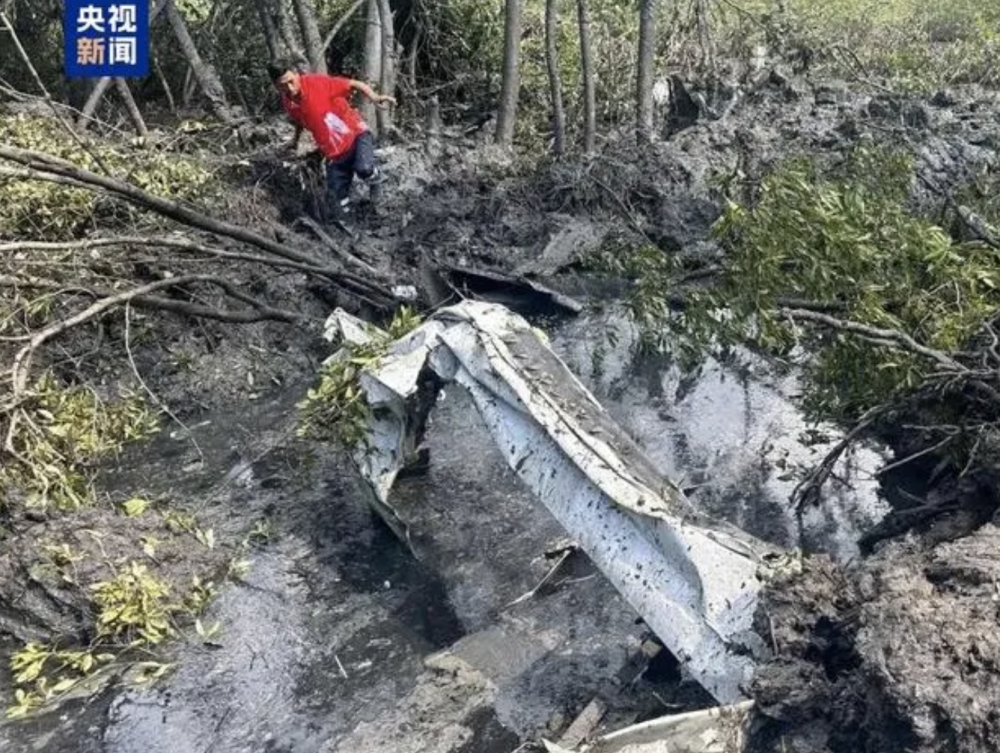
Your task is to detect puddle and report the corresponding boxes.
[550,304,891,561]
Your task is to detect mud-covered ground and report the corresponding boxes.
[2,66,1000,751]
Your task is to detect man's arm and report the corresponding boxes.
[348,79,396,108]
[289,123,303,149]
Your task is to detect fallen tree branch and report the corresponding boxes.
[780,307,965,371]
[0,236,344,278]
[123,302,203,462]
[875,432,957,477]
[3,274,308,452]
[131,293,305,324]
[791,403,890,514]
[0,146,393,305]
[295,216,380,276]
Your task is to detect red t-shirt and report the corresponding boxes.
[281,74,369,160]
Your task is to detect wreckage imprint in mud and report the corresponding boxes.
[323,299,795,709]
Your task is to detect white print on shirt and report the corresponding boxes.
[324,112,351,152]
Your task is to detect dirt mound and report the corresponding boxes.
[750,523,1000,753]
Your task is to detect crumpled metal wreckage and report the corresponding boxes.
[322,301,793,748]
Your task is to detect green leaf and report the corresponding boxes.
[122,497,150,517]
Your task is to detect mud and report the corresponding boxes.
[3,67,1000,752]
[751,523,1000,753]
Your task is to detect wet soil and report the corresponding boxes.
[3,69,1000,752]
[750,523,1000,753]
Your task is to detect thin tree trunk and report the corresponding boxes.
[78,0,169,130]
[153,50,177,113]
[277,0,305,60]
[406,17,422,95]
[577,0,596,154]
[636,0,657,143]
[495,0,524,148]
[361,0,382,129]
[375,0,396,135]
[254,0,281,60]
[292,0,326,72]
[77,78,114,129]
[425,94,440,156]
[321,0,366,57]
[115,78,149,138]
[694,0,712,71]
[182,66,196,108]
[544,0,565,155]
[164,0,235,121]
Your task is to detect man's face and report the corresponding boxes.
[276,70,301,98]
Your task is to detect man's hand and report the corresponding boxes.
[349,79,396,109]
[283,125,304,154]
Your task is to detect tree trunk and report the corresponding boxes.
[254,0,281,60]
[115,78,149,139]
[277,0,305,61]
[636,0,657,143]
[78,0,169,130]
[694,0,712,71]
[153,50,178,113]
[544,0,565,155]
[406,17,422,95]
[577,0,596,154]
[495,0,524,148]
[164,0,235,121]
[77,78,114,129]
[361,0,382,129]
[425,94,441,156]
[292,0,326,72]
[375,0,396,135]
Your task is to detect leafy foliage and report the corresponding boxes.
[609,146,1000,423]
[6,558,211,719]
[0,115,217,239]
[732,0,1000,92]
[7,501,232,720]
[0,374,159,511]
[90,561,175,645]
[297,306,422,448]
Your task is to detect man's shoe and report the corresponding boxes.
[324,198,356,236]
[366,168,386,203]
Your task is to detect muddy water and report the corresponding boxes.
[551,305,890,561]
[0,303,889,752]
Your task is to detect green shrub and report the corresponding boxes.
[610,146,1000,422]
[0,115,217,239]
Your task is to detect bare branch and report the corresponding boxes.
[792,403,890,514]
[321,0,367,55]
[0,146,394,305]
[0,236,343,278]
[780,307,964,371]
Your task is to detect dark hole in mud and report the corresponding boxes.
[322,512,466,649]
[640,645,682,683]
[452,707,522,753]
[802,616,860,682]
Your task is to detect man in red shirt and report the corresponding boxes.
[269,58,395,226]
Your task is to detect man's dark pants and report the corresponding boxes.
[324,131,376,220]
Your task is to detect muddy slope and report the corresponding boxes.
[751,519,1000,753]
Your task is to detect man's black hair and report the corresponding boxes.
[268,57,302,82]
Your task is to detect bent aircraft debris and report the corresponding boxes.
[323,300,788,705]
